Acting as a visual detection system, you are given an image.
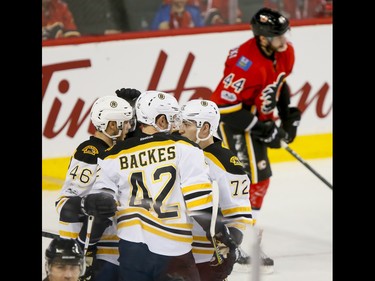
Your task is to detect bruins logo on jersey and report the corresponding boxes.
[230,155,243,166]
[82,145,99,156]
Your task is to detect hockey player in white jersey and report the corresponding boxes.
[55,94,135,281]
[82,91,239,281]
[179,99,253,280]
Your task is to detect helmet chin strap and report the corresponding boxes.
[195,127,211,143]
[102,130,122,142]
[155,124,171,133]
[153,120,173,133]
[102,121,124,142]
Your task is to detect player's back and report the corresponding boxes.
[203,138,252,227]
[192,138,252,263]
[93,132,213,256]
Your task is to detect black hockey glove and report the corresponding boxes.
[251,120,286,148]
[78,216,113,245]
[115,88,141,107]
[209,224,240,279]
[212,222,237,249]
[264,125,287,149]
[260,73,286,114]
[81,193,117,218]
[210,246,239,280]
[281,107,301,144]
[59,196,86,222]
[251,119,275,139]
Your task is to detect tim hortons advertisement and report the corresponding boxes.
[42,24,332,159]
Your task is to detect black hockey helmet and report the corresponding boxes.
[45,237,84,266]
[250,7,290,37]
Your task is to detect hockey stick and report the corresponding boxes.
[281,141,333,189]
[78,215,95,278]
[42,230,59,239]
[42,216,95,246]
[83,215,95,256]
[210,181,228,281]
[210,180,223,263]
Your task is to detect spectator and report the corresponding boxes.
[64,0,124,35]
[201,0,243,25]
[42,0,80,40]
[120,0,164,31]
[264,0,289,17]
[151,0,204,30]
[264,0,333,19]
[43,237,84,281]
[314,0,333,18]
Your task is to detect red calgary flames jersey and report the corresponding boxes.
[42,0,78,31]
[210,37,295,121]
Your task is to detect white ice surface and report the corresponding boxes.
[42,158,333,281]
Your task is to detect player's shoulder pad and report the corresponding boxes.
[74,136,109,164]
[99,138,135,159]
[204,140,247,175]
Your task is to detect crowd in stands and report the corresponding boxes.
[264,0,332,19]
[42,0,333,40]
[42,0,81,40]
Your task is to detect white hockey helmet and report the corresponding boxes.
[90,95,135,137]
[135,90,181,132]
[180,99,220,141]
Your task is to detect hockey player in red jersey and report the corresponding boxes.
[210,7,301,272]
